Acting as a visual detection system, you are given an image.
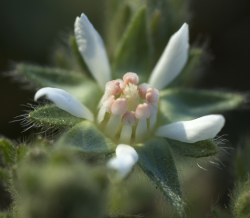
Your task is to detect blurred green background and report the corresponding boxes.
[1,0,250,217]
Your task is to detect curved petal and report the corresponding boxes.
[34,87,94,121]
[148,23,189,90]
[155,115,225,143]
[107,144,138,178]
[74,13,111,89]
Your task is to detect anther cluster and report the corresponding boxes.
[98,72,160,143]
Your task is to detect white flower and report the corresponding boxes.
[34,13,225,179]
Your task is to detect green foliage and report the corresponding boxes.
[0,139,16,168]
[167,139,219,158]
[106,2,132,58]
[233,180,250,218]
[57,121,116,154]
[134,138,184,214]
[112,7,152,83]
[168,49,203,88]
[16,64,102,110]
[14,149,109,218]
[210,205,232,218]
[29,105,84,128]
[160,88,244,122]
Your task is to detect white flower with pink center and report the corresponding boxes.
[34,13,225,179]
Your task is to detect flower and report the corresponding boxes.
[34,13,225,179]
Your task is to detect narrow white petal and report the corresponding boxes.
[107,144,138,178]
[116,144,138,162]
[148,23,189,90]
[107,154,136,179]
[74,13,111,89]
[155,115,225,143]
[34,87,94,121]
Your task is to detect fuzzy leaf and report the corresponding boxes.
[167,139,219,158]
[0,139,16,167]
[112,7,152,83]
[16,64,102,110]
[106,2,132,58]
[29,105,84,127]
[168,49,202,88]
[58,121,116,154]
[160,88,244,122]
[134,137,184,213]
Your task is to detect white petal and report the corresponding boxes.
[74,13,111,89]
[34,87,94,121]
[148,23,189,90]
[116,144,138,162]
[155,115,225,143]
[107,154,136,179]
[107,144,138,179]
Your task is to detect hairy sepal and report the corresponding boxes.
[57,121,116,154]
[0,139,16,167]
[16,64,102,110]
[160,88,244,122]
[134,137,184,213]
[167,139,219,158]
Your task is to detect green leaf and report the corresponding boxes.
[134,137,184,213]
[168,49,203,88]
[57,121,116,154]
[106,2,132,58]
[16,64,102,111]
[29,105,84,127]
[0,139,16,167]
[112,7,152,83]
[211,205,232,218]
[167,139,219,158]
[160,88,244,122]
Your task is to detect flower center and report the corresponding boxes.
[97,72,160,144]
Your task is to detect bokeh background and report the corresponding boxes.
[1,0,250,217]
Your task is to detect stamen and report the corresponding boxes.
[103,95,115,113]
[105,98,127,138]
[105,80,121,96]
[120,83,140,111]
[138,83,150,99]
[123,72,139,85]
[111,98,127,115]
[135,103,151,141]
[120,111,136,143]
[149,103,158,130]
[146,88,160,103]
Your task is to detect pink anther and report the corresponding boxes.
[146,88,160,103]
[121,111,136,126]
[116,79,126,91]
[135,103,151,119]
[105,80,121,96]
[111,98,127,115]
[103,95,115,113]
[138,83,150,99]
[123,72,139,85]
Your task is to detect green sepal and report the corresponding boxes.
[168,49,203,88]
[134,137,184,213]
[160,88,244,122]
[167,139,219,158]
[112,7,152,83]
[0,139,16,167]
[29,105,84,127]
[16,64,102,111]
[233,180,250,218]
[106,2,132,58]
[57,121,116,154]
